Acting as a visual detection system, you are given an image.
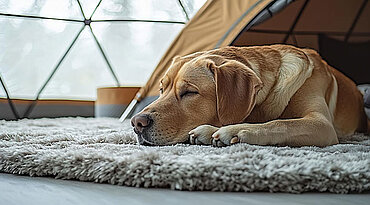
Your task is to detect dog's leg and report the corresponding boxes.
[190,111,338,147]
[190,88,339,147]
[212,111,338,147]
[189,125,219,145]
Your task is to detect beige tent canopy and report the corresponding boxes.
[121,0,370,120]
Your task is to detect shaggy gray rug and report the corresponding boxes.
[0,117,369,193]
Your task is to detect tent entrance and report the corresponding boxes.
[232,0,370,84]
[232,0,370,51]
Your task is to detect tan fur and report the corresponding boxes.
[132,45,368,147]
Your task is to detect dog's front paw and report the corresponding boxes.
[189,125,219,145]
[211,125,242,147]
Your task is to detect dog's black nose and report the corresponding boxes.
[131,114,152,133]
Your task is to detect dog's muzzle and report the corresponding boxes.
[131,114,155,145]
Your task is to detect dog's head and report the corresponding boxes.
[131,53,262,145]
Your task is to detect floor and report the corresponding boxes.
[0,173,369,205]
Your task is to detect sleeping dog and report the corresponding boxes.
[131,45,368,147]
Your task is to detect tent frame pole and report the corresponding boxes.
[344,0,368,42]
[177,0,190,21]
[88,26,121,86]
[0,12,84,23]
[0,75,20,119]
[119,93,141,122]
[22,25,85,118]
[248,29,370,36]
[282,0,310,43]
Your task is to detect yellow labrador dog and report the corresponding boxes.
[131,45,368,147]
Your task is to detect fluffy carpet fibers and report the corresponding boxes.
[0,117,369,193]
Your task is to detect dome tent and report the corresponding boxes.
[0,0,206,120]
[120,0,370,120]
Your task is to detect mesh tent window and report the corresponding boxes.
[0,0,206,120]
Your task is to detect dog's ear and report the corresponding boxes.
[209,60,263,125]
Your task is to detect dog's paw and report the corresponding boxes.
[189,125,219,145]
[211,125,242,147]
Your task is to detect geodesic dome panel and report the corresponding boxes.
[0,17,83,99]
[0,0,205,100]
[0,0,206,119]
[92,0,187,21]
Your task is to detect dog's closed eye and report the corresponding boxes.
[180,90,199,98]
